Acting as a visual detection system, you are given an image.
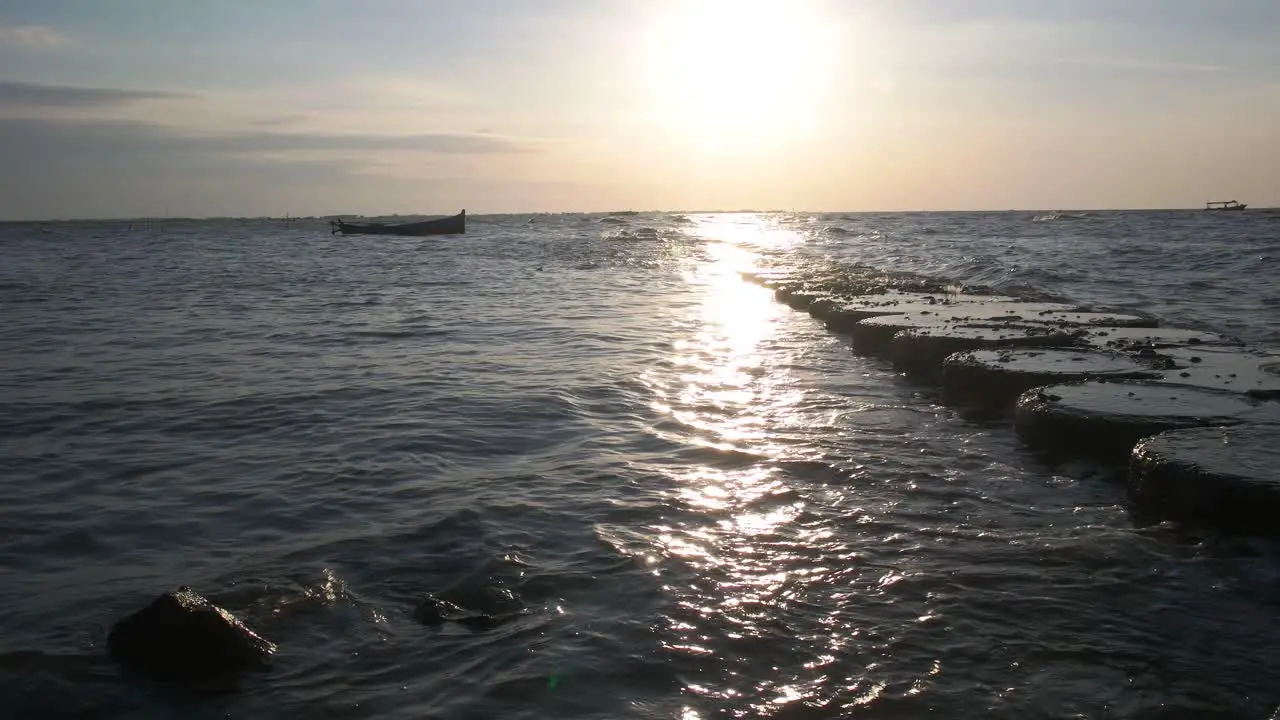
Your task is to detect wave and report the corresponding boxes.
[604,227,661,242]
[1033,211,1091,222]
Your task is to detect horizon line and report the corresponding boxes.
[2,206,1274,223]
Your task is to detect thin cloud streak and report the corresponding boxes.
[0,80,185,108]
[1054,57,1230,73]
[215,130,538,154]
[0,25,70,49]
[0,117,541,159]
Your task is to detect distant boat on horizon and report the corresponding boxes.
[1204,200,1247,211]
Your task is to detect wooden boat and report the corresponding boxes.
[1204,200,1246,211]
[330,210,465,236]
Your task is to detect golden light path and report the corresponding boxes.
[639,215,873,714]
[644,213,803,459]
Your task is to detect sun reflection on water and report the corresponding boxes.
[641,213,876,713]
[646,213,805,454]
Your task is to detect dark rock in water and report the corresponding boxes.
[1130,424,1280,535]
[773,284,822,308]
[891,324,1076,381]
[108,587,276,683]
[807,295,865,322]
[414,594,466,626]
[414,587,525,631]
[739,269,794,289]
[1013,380,1275,462]
[779,288,834,311]
[942,348,1164,411]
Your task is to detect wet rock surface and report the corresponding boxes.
[1013,380,1270,461]
[942,348,1163,410]
[107,587,276,684]
[1130,424,1280,534]
[821,293,1024,332]
[850,306,1150,356]
[1079,326,1241,352]
[1021,310,1158,329]
[1152,346,1280,400]
[891,325,1076,380]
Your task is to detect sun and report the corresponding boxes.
[639,0,840,153]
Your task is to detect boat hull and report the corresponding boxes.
[331,210,465,236]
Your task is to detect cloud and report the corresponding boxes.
[0,25,69,49]
[0,111,542,218]
[0,117,368,219]
[0,116,539,156]
[1054,57,1228,73]
[0,80,185,109]
[247,113,312,127]
[211,130,537,154]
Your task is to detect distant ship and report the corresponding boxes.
[1204,200,1247,211]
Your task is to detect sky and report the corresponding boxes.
[1,0,1278,219]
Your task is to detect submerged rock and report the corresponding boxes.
[1013,380,1274,461]
[414,589,524,631]
[413,594,466,626]
[107,587,276,683]
[1130,424,1280,534]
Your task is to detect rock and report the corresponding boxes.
[1129,424,1280,535]
[786,290,854,314]
[779,288,839,311]
[891,325,1078,381]
[108,587,275,683]
[773,285,830,308]
[1079,326,1240,352]
[942,348,1163,410]
[1013,380,1275,461]
[822,293,1022,333]
[1151,347,1280,400]
[1022,310,1158,329]
[738,269,794,288]
[850,305,1149,356]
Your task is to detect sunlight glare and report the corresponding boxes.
[640,1,840,152]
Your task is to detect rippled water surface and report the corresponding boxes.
[2,211,1279,718]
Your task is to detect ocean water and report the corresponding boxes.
[1,210,1278,719]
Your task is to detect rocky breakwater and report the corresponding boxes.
[741,263,1280,536]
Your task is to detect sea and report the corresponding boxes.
[1,210,1278,719]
